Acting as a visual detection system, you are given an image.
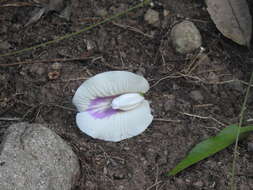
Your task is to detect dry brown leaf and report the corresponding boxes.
[206,0,252,46]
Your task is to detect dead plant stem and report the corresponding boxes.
[230,71,253,190]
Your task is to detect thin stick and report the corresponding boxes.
[0,56,95,67]
[179,111,226,126]
[112,21,153,38]
[0,117,22,121]
[146,181,162,190]
[153,118,181,123]
[230,72,253,190]
[150,75,182,88]
[0,2,35,7]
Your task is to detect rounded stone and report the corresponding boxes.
[0,122,80,190]
[190,90,204,102]
[144,9,160,26]
[171,21,202,54]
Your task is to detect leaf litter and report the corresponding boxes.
[206,0,252,46]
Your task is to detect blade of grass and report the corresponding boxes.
[0,0,150,58]
[168,72,253,177]
[168,124,253,176]
[230,71,253,190]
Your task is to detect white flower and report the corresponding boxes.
[72,71,153,142]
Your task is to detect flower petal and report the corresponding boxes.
[111,93,144,111]
[76,100,153,142]
[87,96,118,119]
[72,71,149,112]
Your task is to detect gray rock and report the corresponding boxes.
[29,63,47,76]
[190,90,204,102]
[0,123,80,190]
[95,8,108,17]
[247,142,253,152]
[171,21,202,54]
[144,9,160,26]
[0,40,11,50]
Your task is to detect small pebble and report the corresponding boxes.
[51,62,62,70]
[247,142,253,152]
[30,63,46,76]
[84,39,96,51]
[144,9,160,26]
[171,21,202,54]
[194,181,204,188]
[0,40,11,50]
[96,8,108,17]
[48,71,60,80]
[190,90,204,102]
[113,171,125,180]
[163,10,170,17]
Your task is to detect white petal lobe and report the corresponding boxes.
[72,71,149,112]
[111,93,144,111]
[76,100,153,142]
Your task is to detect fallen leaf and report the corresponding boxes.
[206,0,252,46]
[25,7,47,27]
[168,125,253,176]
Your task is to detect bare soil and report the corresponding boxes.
[0,0,253,189]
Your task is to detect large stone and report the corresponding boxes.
[171,21,202,54]
[0,123,80,190]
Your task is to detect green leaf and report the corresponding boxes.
[168,125,253,176]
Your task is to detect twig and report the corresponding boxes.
[0,56,95,67]
[146,181,162,190]
[193,104,213,108]
[0,117,22,121]
[153,118,181,123]
[150,75,182,88]
[0,2,35,7]
[155,164,159,190]
[230,72,253,190]
[112,21,153,38]
[48,104,75,111]
[60,77,89,82]
[179,111,226,126]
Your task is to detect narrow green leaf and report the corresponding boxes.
[168,125,253,176]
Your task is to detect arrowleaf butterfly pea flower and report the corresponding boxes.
[72,71,153,142]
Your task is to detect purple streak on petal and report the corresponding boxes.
[86,96,119,119]
[89,96,116,107]
[91,107,118,119]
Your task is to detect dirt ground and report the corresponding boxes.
[1,0,253,189]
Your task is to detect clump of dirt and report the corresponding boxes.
[0,0,253,189]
